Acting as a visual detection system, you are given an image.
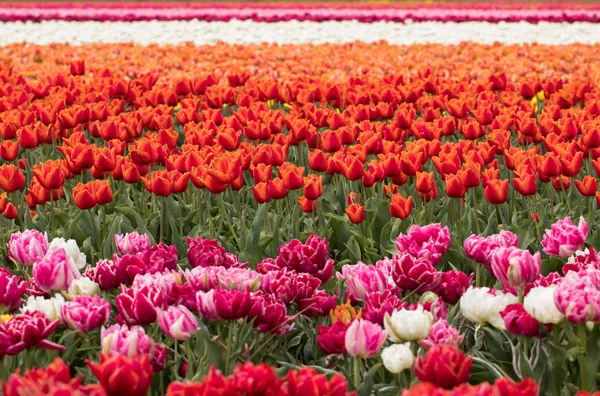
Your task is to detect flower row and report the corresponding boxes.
[0,217,597,394]
[0,2,599,23]
[3,20,600,46]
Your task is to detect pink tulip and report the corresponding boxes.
[101,324,167,372]
[147,243,179,273]
[344,319,387,358]
[317,321,350,355]
[363,290,407,326]
[196,289,219,321]
[2,311,65,355]
[261,235,334,283]
[296,290,338,317]
[157,305,198,341]
[419,319,463,350]
[248,292,294,335]
[490,247,541,287]
[555,269,600,324]
[87,259,119,290]
[33,248,80,292]
[113,252,149,285]
[395,223,451,267]
[500,304,550,337]
[433,270,472,304]
[213,287,252,320]
[186,236,245,269]
[0,268,25,312]
[115,231,151,255]
[542,216,588,258]
[115,284,166,326]
[391,252,441,292]
[7,230,48,266]
[464,231,519,267]
[259,268,296,304]
[61,295,110,336]
[187,266,260,293]
[338,263,389,303]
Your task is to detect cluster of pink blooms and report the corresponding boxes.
[0,213,596,392]
[0,2,598,23]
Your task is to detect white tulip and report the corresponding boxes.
[460,287,517,330]
[68,277,100,297]
[22,294,66,322]
[384,306,433,342]
[381,343,414,374]
[48,238,87,269]
[524,286,564,324]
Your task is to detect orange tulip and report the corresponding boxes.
[279,163,304,191]
[298,196,317,213]
[33,161,66,191]
[72,180,113,210]
[575,176,598,197]
[251,182,271,204]
[484,179,509,204]
[268,178,287,200]
[345,203,365,224]
[3,202,17,220]
[0,164,26,193]
[0,140,19,162]
[251,164,272,183]
[390,194,413,220]
[309,150,329,172]
[512,173,537,196]
[445,174,466,198]
[416,172,435,194]
[303,174,323,201]
[552,175,570,191]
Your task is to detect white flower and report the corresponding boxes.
[381,343,414,373]
[22,294,66,322]
[68,277,100,297]
[460,287,517,330]
[524,286,564,324]
[384,306,433,342]
[48,238,87,269]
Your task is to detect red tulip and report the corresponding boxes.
[87,354,153,396]
[415,344,472,389]
[345,203,365,224]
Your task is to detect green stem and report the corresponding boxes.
[186,339,194,379]
[353,356,361,391]
[475,263,482,287]
[172,340,178,379]
[159,197,165,243]
[579,324,588,391]
[225,322,234,375]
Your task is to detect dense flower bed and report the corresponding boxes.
[3,20,600,46]
[2,41,600,393]
[0,2,599,23]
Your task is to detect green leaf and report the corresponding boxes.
[345,235,361,263]
[358,363,382,396]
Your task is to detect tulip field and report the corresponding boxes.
[3,1,600,395]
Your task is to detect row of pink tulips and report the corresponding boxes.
[0,2,598,23]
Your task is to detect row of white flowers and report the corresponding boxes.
[1,20,599,46]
